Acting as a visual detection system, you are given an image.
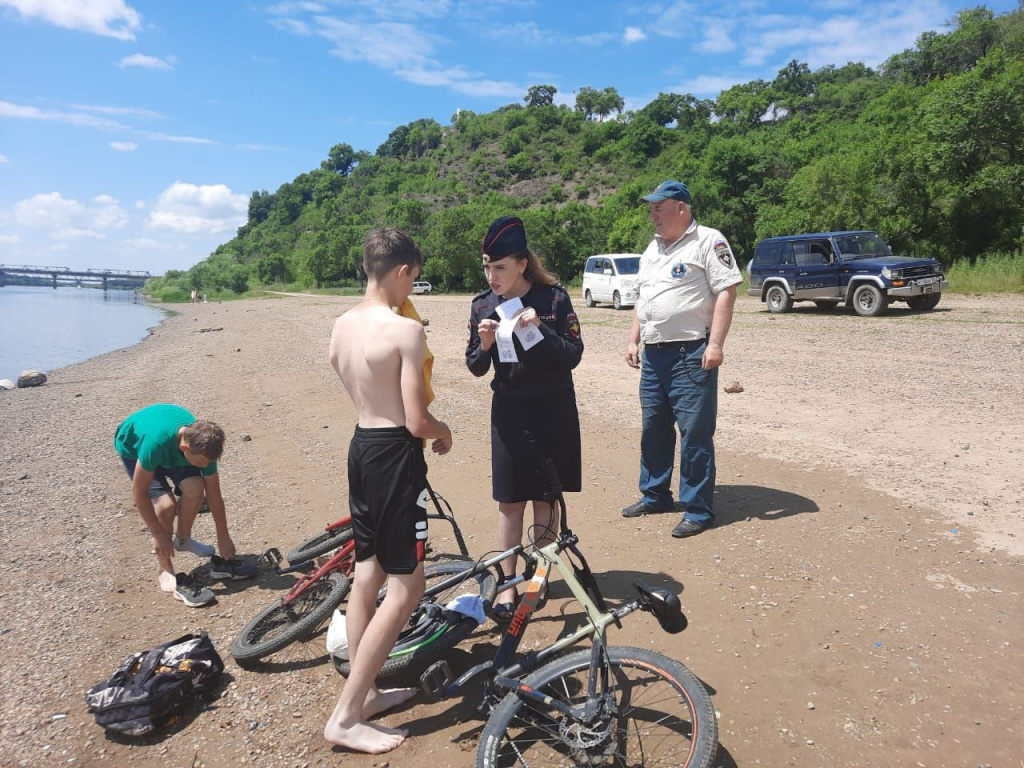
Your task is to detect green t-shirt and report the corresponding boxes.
[114,404,218,476]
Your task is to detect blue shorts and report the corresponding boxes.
[120,456,202,500]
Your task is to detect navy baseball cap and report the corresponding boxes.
[641,180,691,205]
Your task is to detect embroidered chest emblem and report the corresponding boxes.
[671,262,687,278]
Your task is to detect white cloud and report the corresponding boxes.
[670,74,745,97]
[53,227,105,240]
[137,131,215,145]
[624,26,646,44]
[0,153,8,163]
[271,11,523,99]
[110,141,137,151]
[134,200,146,209]
[317,17,442,69]
[12,192,129,236]
[121,236,169,249]
[147,182,248,235]
[0,100,214,145]
[266,1,327,13]
[72,103,165,120]
[0,0,142,40]
[0,233,19,243]
[652,1,698,38]
[696,21,736,53]
[118,53,174,69]
[0,100,125,130]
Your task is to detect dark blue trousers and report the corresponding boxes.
[638,340,718,525]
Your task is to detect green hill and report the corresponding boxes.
[148,6,1024,300]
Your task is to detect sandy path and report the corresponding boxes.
[1,292,1021,768]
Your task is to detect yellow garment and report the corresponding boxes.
[396,297,435,405]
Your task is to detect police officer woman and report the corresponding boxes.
[466,216,584,622]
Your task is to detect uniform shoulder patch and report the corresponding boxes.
[713,240,733,268]
[567,313,581,340]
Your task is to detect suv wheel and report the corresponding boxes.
[814,300,840,311]
[585,290,595,308]
[907,293,941,311]
[765,285,793,314]
[612,291,622,310]
[852,284,888,317]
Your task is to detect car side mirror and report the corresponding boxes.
[603,268,613,275]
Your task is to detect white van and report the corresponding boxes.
[581,254,641,310]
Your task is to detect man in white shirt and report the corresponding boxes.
[622,181,742,537]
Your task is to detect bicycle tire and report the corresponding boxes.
[332,559,497,679]
[477,646,718,768]
[287,524,354,565]
[231,572,350,665]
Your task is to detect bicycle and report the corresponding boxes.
[230,482,494,668]
[404,461,719,767]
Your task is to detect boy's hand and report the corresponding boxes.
[218,534,237,561]
[431,423,453,455]
[478,319,498,349]
[153,531,174,561]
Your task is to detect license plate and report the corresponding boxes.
[917,276,939,285]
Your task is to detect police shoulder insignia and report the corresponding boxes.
[671,262,687,278]
[567,313,581,340]
[714,241,733,268]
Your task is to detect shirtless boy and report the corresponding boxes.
[324,228,453,755]
[114,404,236,607]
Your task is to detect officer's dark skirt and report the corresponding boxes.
[490,389,582,503]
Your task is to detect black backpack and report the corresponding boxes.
[85,632,224,736]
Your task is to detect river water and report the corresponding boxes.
[0,286,168,383]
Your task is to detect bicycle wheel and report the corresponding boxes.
[231,572,350,665]
[477,646,718,768]
[333,559,497,678]
[287,523,354,565]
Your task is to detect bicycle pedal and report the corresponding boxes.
[258,547,283,573]
[420,660,454,699]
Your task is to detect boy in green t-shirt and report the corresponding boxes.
[114,404,237,606]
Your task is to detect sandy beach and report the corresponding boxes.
[1,292,1022,768]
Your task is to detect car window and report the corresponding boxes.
[754,241,782,265]
[613,257,640,274]
[835,233,888,259]
[795,239,832,266]
[778,243,796,265]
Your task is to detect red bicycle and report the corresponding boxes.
[230,483,495,669]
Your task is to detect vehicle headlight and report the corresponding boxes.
[621,279,637,289]
[882,267,901,279]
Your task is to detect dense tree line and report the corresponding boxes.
[149,7,1023,298]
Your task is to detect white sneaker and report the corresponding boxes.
[173,573,215,607]
[173,534,215,557]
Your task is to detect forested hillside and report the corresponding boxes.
[150,7,1024,299]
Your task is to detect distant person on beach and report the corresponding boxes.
[324,228,452,755]
[190,289,198,303]
[114,404,237,607]
[466,216,583,622]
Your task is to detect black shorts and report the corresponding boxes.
[120,456,202,500]
[491,389,582,503]
[347,426,429,575]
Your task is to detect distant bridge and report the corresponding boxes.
[0,264,152,291]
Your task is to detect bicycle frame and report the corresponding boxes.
[262,480,470,609]
[420,460,687,712]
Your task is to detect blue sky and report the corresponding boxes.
[0,0,1016,274]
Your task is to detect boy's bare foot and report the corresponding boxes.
[158,570,177,594]
[323,720,408,754]
[364,687,417,719]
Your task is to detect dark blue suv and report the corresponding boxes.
[747,230,947,316]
